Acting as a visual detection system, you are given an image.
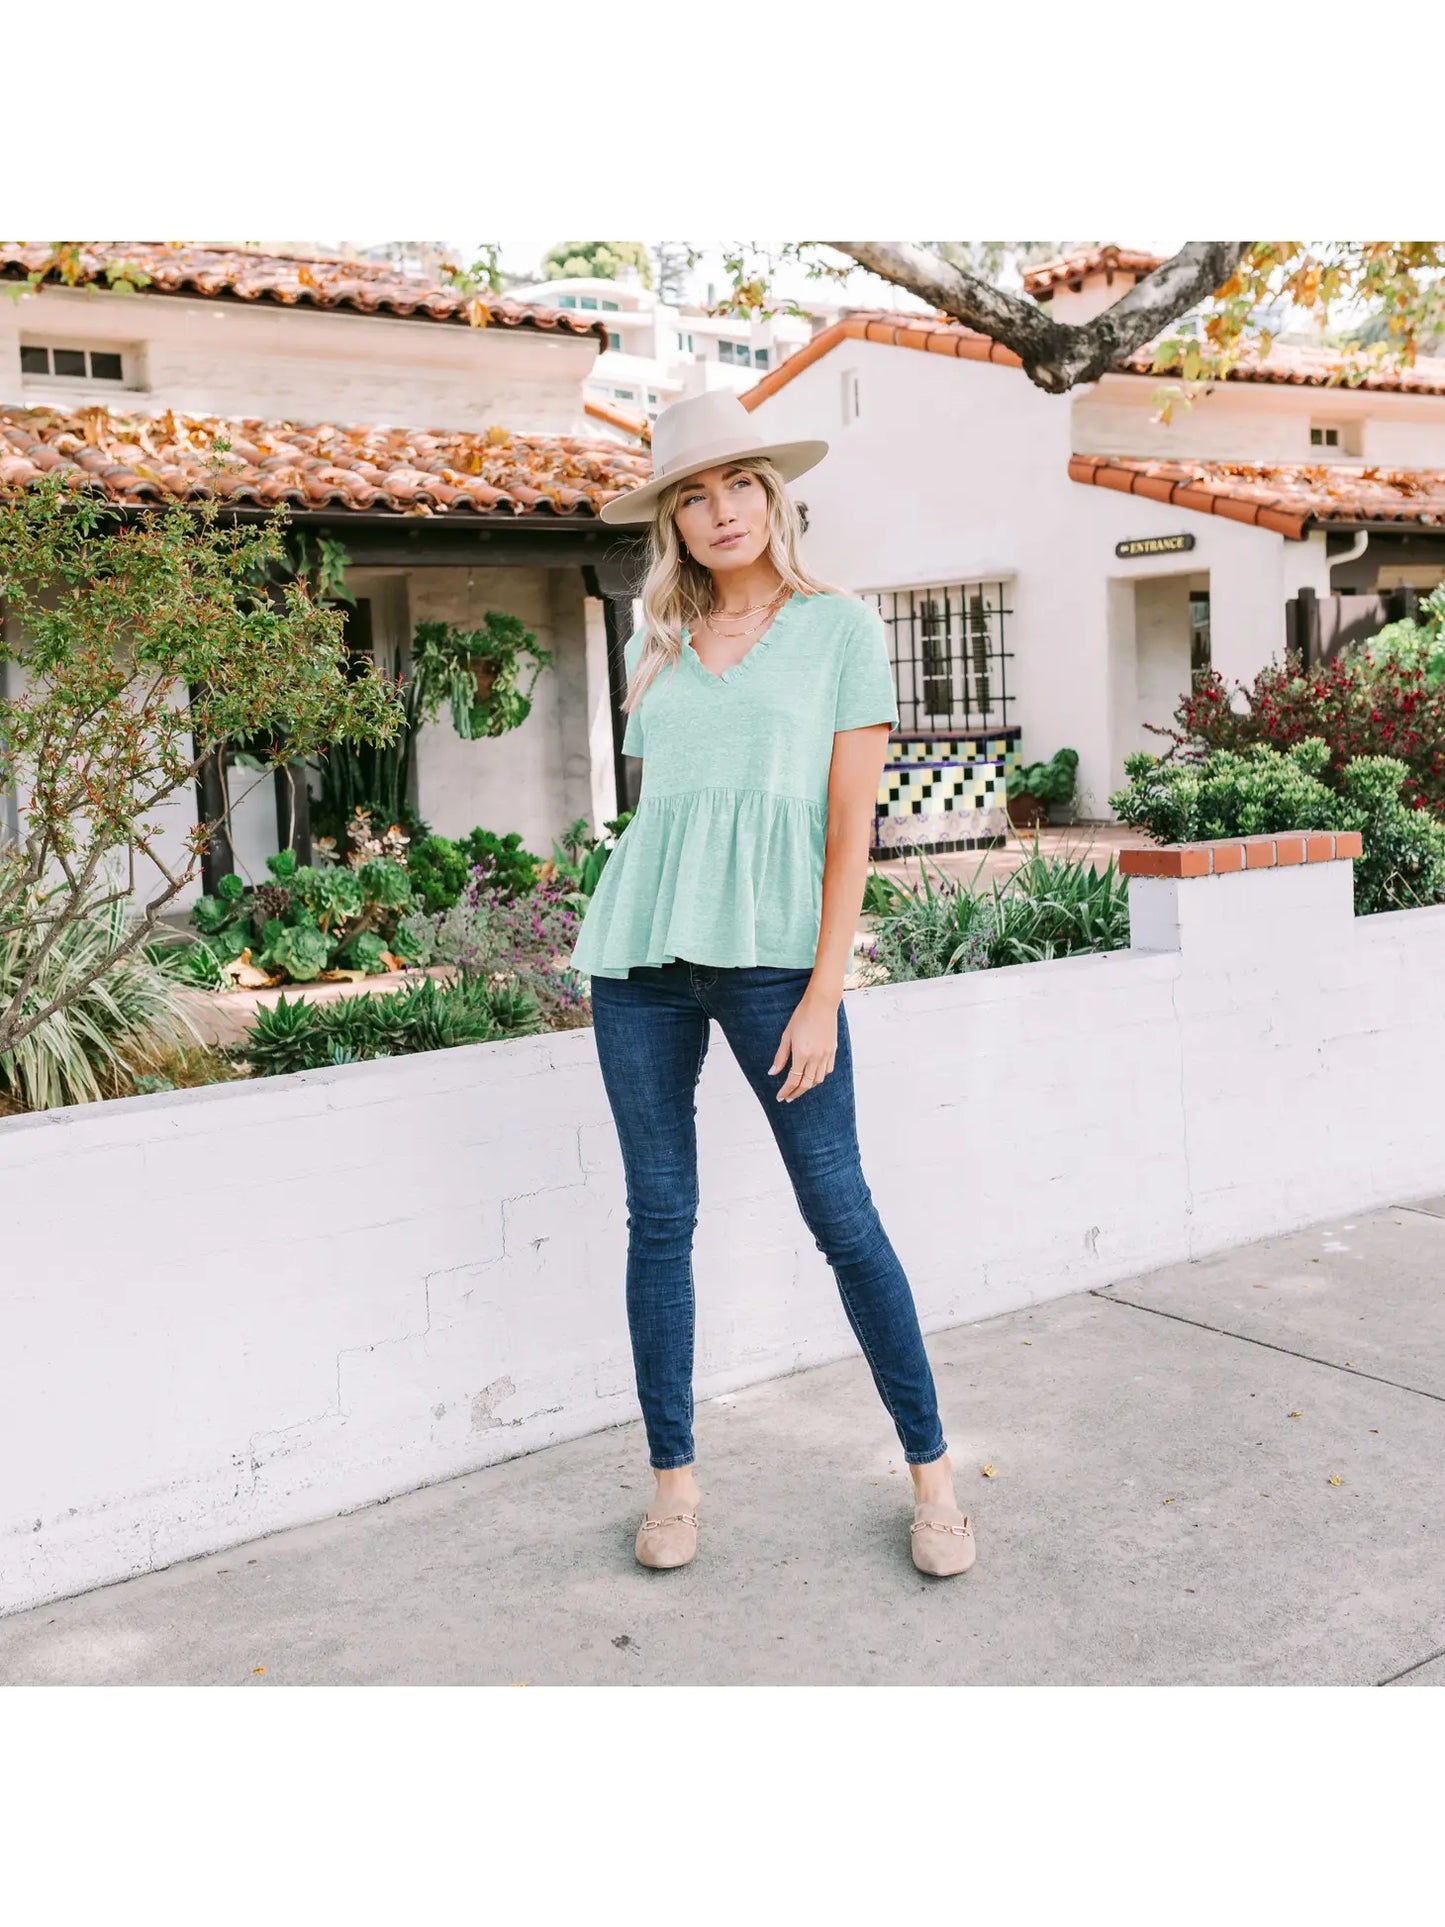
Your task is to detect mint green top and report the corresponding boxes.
[569,589,899,980]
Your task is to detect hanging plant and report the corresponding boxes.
[412,613,554,740]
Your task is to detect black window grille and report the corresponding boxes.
[865,582,1013,732]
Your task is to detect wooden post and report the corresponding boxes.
[1294,586,1321,671]
[603,593,639,814]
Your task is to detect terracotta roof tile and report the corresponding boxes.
[584,397,651,442]
[740,309,1021,410]
[0,405,651,519]
[740,302,1445,406]
[0,242,605,341]
[1121,337,1445,397]
[1068,454,1445,538]
[1022,247,1167,298]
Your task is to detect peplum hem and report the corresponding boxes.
[568,787,826,980]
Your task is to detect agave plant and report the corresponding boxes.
[0,891,203,1112]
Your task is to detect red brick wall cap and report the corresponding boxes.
[1120,832,1361,878]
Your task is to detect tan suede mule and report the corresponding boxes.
[634,1502,700,1570]
[910,1501,977,1577]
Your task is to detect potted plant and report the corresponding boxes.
[1008,747,1079,829]
[412,613,555,740]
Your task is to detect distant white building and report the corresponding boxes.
[509,268,835,435]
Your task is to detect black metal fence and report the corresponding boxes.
[864,582,1013,733]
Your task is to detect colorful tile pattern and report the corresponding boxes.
[871,728,1021,858]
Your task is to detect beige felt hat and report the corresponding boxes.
[597,388,829,526]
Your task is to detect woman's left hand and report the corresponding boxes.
[769,991,838,1102]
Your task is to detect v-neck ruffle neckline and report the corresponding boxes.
[681,589,805,687]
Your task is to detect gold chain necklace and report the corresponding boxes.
[701,585,789,631]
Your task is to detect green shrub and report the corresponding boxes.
[405,828,545,913]
[1149,640,1445,816]
[407,835,472,914]
[1365,584,1445,689]
[462,827,543,899]
[1,893,202,1112]
[1110,738,1445,915]
[240,975,544,1077]
[1337,755,1445,913]
[1013,747,1079,807]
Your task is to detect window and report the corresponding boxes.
[558,294,577,307]
[613,387,637,402]
[607,331,622,351]
[865,583,1013,731]
[841,368,861,425]
[754,347,769,369]
[1310,420,1361,455]
[1189,591,1212,691]
[21,344,126,382]
[580,295,598,310]
[647,390,659,405]
[719,340,735,361]
[601,300,619,311]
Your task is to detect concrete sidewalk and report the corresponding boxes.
[3,1199,1444,1687]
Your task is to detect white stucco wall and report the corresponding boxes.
[749,343,1314,812]
[1130,575,1195,758]
[1075,374,1445,469]
[0,286,600,435]
[408,567,594,853]
[5,852,1443,1616]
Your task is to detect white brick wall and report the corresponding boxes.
[4,856,1445,1614]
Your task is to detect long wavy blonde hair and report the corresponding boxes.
[620,455,849,716]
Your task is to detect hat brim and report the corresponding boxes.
[597,438,830,526]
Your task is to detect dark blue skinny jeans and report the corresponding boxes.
[589,958,948,1471]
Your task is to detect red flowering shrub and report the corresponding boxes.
[1150,651,1445,814]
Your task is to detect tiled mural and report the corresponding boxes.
[871,728,1021,858]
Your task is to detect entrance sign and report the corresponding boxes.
[1116,533,1196,558]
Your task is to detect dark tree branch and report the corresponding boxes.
[827,242,1252,394]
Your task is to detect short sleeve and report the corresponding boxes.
[834,599,899,732]
[621,629,647,757]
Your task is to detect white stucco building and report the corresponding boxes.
[742,246,1445,830]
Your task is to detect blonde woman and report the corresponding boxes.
[571,391,974,1581]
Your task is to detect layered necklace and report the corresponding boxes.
[696,581,791,639]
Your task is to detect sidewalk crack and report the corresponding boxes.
[1090,1290,1445,1404]
[1376,1643,1445,1687]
